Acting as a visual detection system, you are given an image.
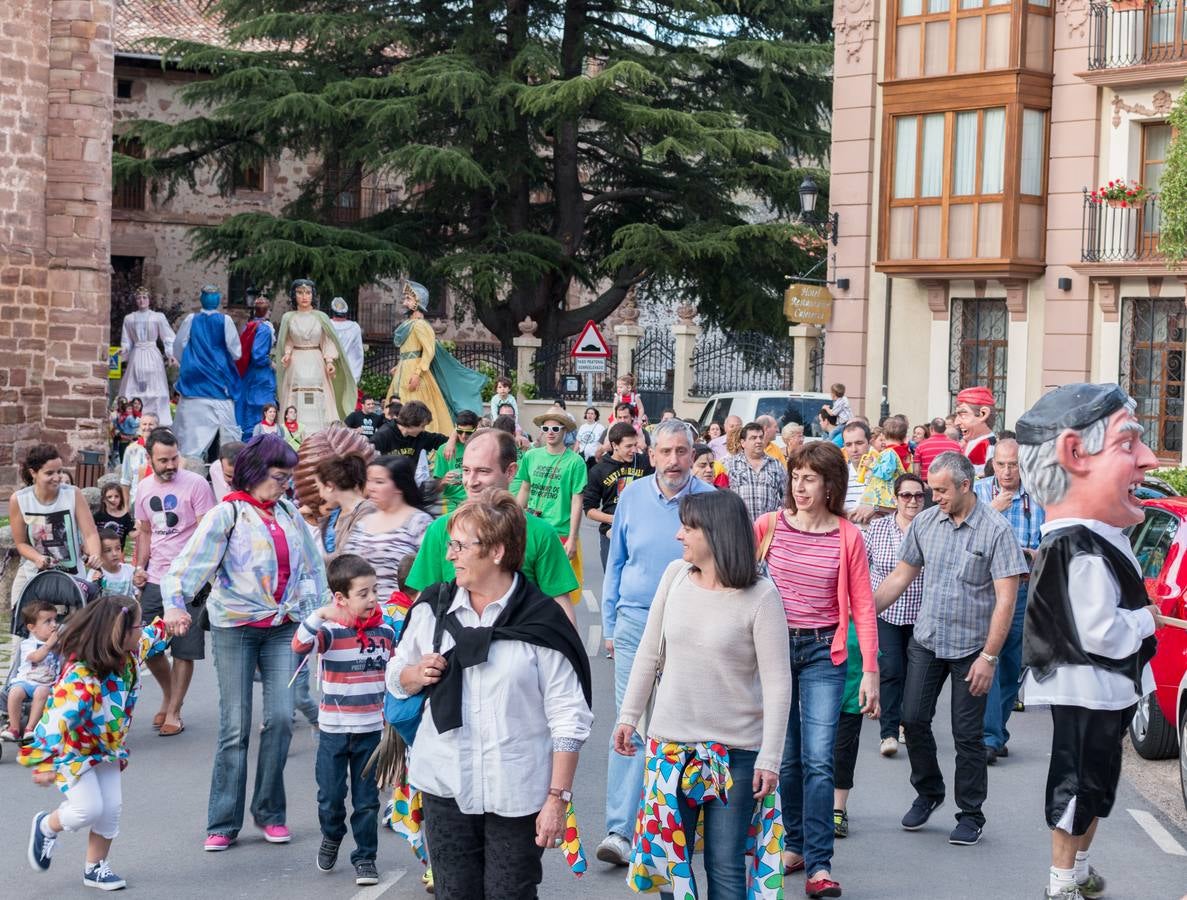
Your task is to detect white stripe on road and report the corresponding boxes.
[349,867,408,900]
[585,624,602,657]
[1128,809,1187,856]
[582,589,600,612]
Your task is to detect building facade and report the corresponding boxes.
[828,0,1187,463]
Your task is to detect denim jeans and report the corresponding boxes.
[598,532,611,571]
[605,608,647,839]
[983,584,1027,751]
[659,748,757,900]
[877,619,914,740]
[780,629,846,876]
[316,730,382,865]
[208,622,298,837]
[902,639,988,827]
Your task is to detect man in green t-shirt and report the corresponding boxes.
[432,409,479,514]
[405,429,579,620]
[514,407,588,606]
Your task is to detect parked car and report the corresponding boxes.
[1124,498,1187,812]
[695,390,832,437]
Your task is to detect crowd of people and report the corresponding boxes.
[3,373,1165,900]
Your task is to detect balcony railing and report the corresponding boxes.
[325,186,401,225]
[1088,0,1187,69]
[1081,189,1163,262]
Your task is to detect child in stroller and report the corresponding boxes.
[1,569,94,758]
[2,600,60,741]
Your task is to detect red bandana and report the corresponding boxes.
[351,608,383,645]
[285,420,299,434]
[224,490,277,513]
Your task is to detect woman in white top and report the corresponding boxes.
[613,489,792,897]
[574,407,606,463]
[252,402,281,437]
[389,490,593,899]
[9,444,100,609]
[341,455,431,602]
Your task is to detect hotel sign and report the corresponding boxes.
[783,283,832,326]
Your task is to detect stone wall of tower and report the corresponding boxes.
[0,0,113,495]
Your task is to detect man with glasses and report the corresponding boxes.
[973,435,1044,764]
[432,409,479,514]
[131,426,216,736]
[514,407,588,605]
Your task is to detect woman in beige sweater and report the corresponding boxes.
[612,490,792,897]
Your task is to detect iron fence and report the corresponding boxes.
[948,298,1008,425]
[453,342,516,378]
[690,331,794,397]
[1081,190,1162,262]
[809,334,825,394]
[1088,0,1187,69]
[532,341,617,404]
[632,327,675,416]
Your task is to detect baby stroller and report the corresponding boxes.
[0,568,95,761]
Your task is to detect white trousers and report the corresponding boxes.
[58,761,122,839]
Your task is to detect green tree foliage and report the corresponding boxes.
[1158,86,1187,268]
[118,0,832,342]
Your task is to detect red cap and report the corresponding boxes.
[956,386,995,410]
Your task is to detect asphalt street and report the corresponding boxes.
[2,519,1186,899]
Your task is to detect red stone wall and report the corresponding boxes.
[0,0,113,496]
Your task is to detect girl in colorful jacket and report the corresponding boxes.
[21,594,169,891]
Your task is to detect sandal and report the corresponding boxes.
[159,720,185,736]
[783,852,805,875]
[152,712,166,731]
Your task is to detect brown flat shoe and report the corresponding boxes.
[159,721,185,737]
[152,712,166,731]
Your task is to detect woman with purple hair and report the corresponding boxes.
[161,434,330,851]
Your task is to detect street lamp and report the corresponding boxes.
[799,176,839,247]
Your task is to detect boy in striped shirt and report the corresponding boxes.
[293,554,395,886]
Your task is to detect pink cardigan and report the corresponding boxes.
[756,511,880,673]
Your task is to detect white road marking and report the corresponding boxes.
[1128,809,1187,856]
[349,867,408,900]
[582,589,600,612]
[585,624,602,657]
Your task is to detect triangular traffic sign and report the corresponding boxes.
[571,319,611,357]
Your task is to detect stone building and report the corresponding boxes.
[827,0,1187,464]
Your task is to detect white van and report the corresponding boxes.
[695,390,833,436]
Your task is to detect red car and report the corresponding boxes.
[1125,497,1187,812]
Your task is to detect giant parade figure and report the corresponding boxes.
[274,278,357,434]
[329,296,365,389]
[118,286,177,425]
[1016,383,1169,900]
[234,294,277,439]
[953,384,997,476]
[173,285,242,460]
[383,280,485,433]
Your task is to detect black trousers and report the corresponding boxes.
[421,793,544,900]
[877,619,914,740]
[833,711,864,792]
[901,639,988,827]
[1046,704,1135,835]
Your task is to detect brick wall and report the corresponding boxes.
[0,0,114,496]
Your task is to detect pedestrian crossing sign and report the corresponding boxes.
[571,320,610,358]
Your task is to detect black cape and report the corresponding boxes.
[407,575,593,734]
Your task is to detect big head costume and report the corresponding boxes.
[955,385,996,476]
[173,285,243,459]
[235,296,277,439]
[118,287,177,425]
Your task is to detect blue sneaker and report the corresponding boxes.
[383,799,396,831]
[83,859,127,891]
[28,811,56,872]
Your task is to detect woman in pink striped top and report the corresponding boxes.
[755,441,880,899]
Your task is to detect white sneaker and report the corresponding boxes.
[880,736,899,757]
[595,833,631,867]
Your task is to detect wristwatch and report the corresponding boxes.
[547,787,573,803]
[979,651,999,665]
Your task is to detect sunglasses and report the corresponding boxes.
[540,424,565,433]
[897,491,925,502]
[455,427,476,435]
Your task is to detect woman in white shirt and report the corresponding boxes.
[388,489,593,899]
[574,407,606,464]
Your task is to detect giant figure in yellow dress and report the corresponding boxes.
[384,281,485,434]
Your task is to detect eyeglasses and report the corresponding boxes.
[269,471,292,485]
[455,427,476,435]
[540,424,565,433]
[446,539,483,553]
[897,491,925,502]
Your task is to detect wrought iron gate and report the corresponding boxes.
[690,331,795,397]
[1121,297,1184,458]
[632,327,675,417]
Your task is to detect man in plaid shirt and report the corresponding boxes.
[973,435,1044,764]
[725,422,788,520]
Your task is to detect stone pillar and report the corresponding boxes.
[788,324,821,393]
[613,323,642,380]
[671,305,700,408]
[43,0,116,449]
[513,317,541,404]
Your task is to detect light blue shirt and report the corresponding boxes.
[601,473,716,637]
[973,477,1045,551]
